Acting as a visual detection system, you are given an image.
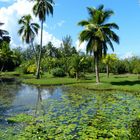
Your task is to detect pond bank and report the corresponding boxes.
[1,72,140,92]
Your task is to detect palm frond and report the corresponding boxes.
[18,26,24,35]
[102,42,108,56]
[97,4,104,10]
[86,38,94,53]
[103,23,119,30]
[87,7,96,18]
[78,20,89,26]
[46,2,54,16]
[107,30,120,44]
[105,35,114,51]
[79,30,92,42]
[102,10,114,23]
[0,22,4,26]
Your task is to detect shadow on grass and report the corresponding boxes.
[85,75,96,80]
[114,76,129,78]
[111,80,140,86]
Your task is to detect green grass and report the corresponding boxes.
[74,73,140,92]
[1,71,140,92]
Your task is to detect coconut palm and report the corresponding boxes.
[0,22,10,43]
[18,14,39,65]
[102,54,118,78]
[78,5,119,83]
[0,23,8,38]
[31,0,54,79]
[18,14,39,45]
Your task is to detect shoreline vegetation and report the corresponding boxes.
[1,72,140,92]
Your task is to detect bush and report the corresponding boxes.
[27,64,36,75]
[52,68,66,77]
[19,63,29,74]
[69,68,76,78]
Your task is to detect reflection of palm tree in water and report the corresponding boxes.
[35,87,57,116]
[35,87,45,116]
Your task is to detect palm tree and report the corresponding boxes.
[0,22,10,43]
[31,0,54,79]
[78,5,119,83]
[102,54,118,78]
[18,14,39,45]
[18,14,39,66]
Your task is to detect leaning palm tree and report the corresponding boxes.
[0,22,8,38]
[31,0,54,79]
[18,14,39,65]
[78,5,119,83]
[18,14,39,45]
[0,22,10,43]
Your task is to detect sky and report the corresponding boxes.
[0,0,140,58]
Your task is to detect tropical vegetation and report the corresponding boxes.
[78,5,119,83]
[1,2,140,140]
[32,0,54,79]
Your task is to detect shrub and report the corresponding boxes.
[69,68,76,78]
[52,68,66,77]
[19,63,29,74]
[27,64,36,75]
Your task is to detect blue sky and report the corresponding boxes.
[0,0,140,58]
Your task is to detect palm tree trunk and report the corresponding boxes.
[94,52,100,83]
[36,20,43,79]
[31,40,38,69]
[76,71,78,80]
[1,64,4,72]
[106,64,109,78]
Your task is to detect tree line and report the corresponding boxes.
[1,35,140,79]
[1,1,139,82]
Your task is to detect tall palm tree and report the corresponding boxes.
[18,14,39,65]
[78,5,119,83]
[31,0,54,79]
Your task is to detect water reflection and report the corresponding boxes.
[35,87,45,116]
[0,83,63,123]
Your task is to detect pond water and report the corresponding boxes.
[0,83,63,123]
[0,82,140,139]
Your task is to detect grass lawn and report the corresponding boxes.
[0,71,140,92]
[74,73,140,92]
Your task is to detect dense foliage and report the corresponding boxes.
[52,67,66,77]
[1,38,140,78]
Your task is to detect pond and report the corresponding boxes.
[0,82,140,139]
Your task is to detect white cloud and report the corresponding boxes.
[57,20,65,27]
[75,40,87,52]
[0,0,61,48]
[47,20,65,30]
[120,52,134,59]
[36,30,62,48]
